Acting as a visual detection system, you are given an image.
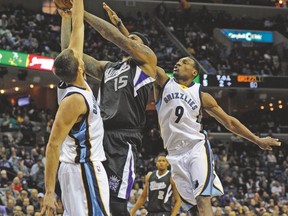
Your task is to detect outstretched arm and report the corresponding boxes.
[84,6,157,78]
[202,92,281,150]
[103,2,129,37]
[58,9,107,80]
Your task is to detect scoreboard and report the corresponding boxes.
[201,75,288,89]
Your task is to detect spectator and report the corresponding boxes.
[13,205,24,216]
[26,205,34,216]
[19,116,35,146]
[5,198,15,216]
[30,159,44,191]
[12,177,22,192]
[0,113,18,132]
[0,170,9,187]
[21,197,30,214]
[0,14,8,29]
[0,205,7,215]
[29,188,40,211]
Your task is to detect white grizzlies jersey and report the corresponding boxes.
[156,79,205,152]
[57,81,106,163]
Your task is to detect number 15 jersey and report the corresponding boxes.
[156,79,205,152]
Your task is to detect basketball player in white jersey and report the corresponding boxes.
[151,57,281,216]
[41,0,109,215]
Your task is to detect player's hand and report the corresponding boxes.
[40,193,58,216]
[255,136,281,150]
[103,2,120,26]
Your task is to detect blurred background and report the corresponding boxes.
[0,0,287,215]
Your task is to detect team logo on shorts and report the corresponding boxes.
[96,166,101,172]
[109,175,120,192]
[192,180,199,189]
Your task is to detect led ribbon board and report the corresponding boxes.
[221,29,273,43]
[0,49,54,72]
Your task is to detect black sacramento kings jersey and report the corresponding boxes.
[147,170,173,213]
[98,59,154,129]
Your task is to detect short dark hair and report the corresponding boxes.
[155,152,167,162]
[188,56,200,75]
[53,49,78,83]
[130,32,150,46]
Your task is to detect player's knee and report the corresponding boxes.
[110,197,129,216]
[196,195,212,209]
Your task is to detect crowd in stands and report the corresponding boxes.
[0,2,288,216]
[1,2,288,74]
[157,3,288,76]
[0,4,179,71]
[0,94,287,215]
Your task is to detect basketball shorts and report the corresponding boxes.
[103,129,142,200]
[167,140,224,205]
[58,161,110,216]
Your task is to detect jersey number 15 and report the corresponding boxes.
[114,76,128,91]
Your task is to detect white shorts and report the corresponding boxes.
[58,161,110,216]
[167,140,224,205]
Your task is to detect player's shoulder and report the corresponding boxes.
[62,93,85,104]
[146,171,153,179]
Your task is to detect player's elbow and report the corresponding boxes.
[47,140,61,150]
[224,117,239,131]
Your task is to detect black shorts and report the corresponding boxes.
[103,129,142,200]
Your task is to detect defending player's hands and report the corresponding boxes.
[103,2,120,26]
[255,136,281,150]
[40,193,58,216]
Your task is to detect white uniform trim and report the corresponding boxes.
[156,78,224,205]
[156,79,205,152]
[57,81,106,163]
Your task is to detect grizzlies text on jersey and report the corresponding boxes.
[156,78,205,152]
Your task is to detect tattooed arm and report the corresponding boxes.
[84,6,156,78]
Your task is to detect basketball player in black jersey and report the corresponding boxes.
[130,153,181,216]
[59,3,157,216]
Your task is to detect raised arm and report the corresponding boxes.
[68,0,84,58]
[202,92,281,150]
[84,6,157,78]
[103,2,129,37]
[58,9,71,51]
[58,9,107,80]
